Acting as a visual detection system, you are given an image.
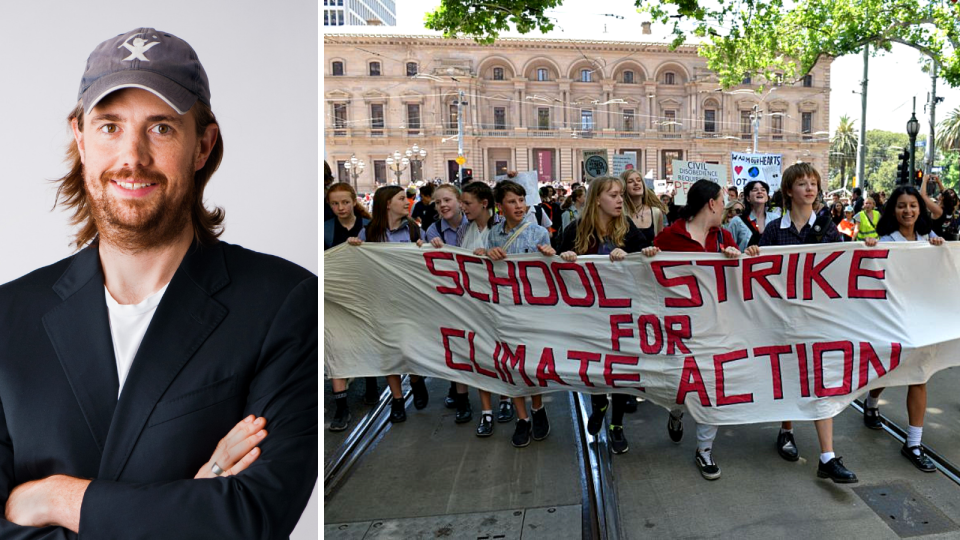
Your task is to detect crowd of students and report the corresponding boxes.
[324,163,953,484]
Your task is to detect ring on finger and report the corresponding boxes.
[211,462,226,476]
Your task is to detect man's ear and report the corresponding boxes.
[194,123,219,171]
[70,117,85,165]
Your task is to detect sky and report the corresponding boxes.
[326,0,960,137]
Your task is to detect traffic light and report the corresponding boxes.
[916,168,924,186]
[460,168,473,183]
[896,147,910,185]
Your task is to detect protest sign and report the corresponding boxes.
[612,154,637,176]
[583,150,609,179]
[731,152,783,191]
[669,160,728,205]
[495,171,541,206]
[325,243,960,425]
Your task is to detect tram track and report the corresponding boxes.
[572,393,623,540]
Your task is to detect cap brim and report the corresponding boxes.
[82,70,197,115]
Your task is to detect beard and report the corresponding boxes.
[86,166,194,253]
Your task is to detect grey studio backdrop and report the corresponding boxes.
[0,1,319,538]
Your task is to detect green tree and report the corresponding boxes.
[830,115,858,191]
[425,1,960,88]
[938,106,960,154]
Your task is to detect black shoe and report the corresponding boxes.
[363,378,380,405]
[389,398,406,423]
[329,408,351,432]
[444,383,457,409]
[587,398,608,435]
[623,397,638,414]
[609,425,629,454]
[411,378,429,410]
[531,408,550,441]
[667,410,684,443]
[817,457,858,483]
[901,444,937,473]
[776,431,800,462]
[695,449,721,480]
[863,406,882,430]
[512,419,532,448]
[497,401,515,423]
[476,414,494,437]
[455,395,473,424]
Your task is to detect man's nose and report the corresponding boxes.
[119,129,151,169]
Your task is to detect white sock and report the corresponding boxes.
[779,428,793,434]
[865,394,879,408]
[482,409,493,417]
[820,452,835,464]
[698,446,712,458]
[907,425,922,454]
[532,406,543,413]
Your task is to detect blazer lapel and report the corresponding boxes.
[98,242,229,481]
[42,245,119,456]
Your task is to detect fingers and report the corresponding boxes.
[864,237,878,247]
[473,248,487,257]
[226,447,262,476]
[431,238,444,249]
[560,251,577,262]
[931,237,944,246]
[609,249,626,262]
[642,246,659,257]
[723,247,741,258]
[744,245,760,257]
[416,240,424,248]
[223,429,267,476]
[347,237,362,246]
[195,416,268,479]
[538,245,556,257]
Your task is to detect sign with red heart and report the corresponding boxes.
[734,165,744,175]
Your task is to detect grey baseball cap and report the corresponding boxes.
[78,28,210,116]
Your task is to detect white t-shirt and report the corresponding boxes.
[104,284,169,396]
[461,218,499,251]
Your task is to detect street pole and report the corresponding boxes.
[457,89,465,185]
[856,44,868,192]
[909,97,918,183]
[927,61,938,174]
[752,104,759,154]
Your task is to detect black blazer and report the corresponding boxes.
[0,241,318,539]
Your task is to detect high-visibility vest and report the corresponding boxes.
[856,210,881,240]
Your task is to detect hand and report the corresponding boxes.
[195,415,267,479]
[641,246,660,257]
[6,475,90,533]
[934,175,944,188]
[863,237,879,247]
[559,251,577,262]
[347,237,362,246]
[744,245,760,257]
[609,248,627,262]
[487,247,507,261]
[415,239,425,248]
[930,236,944,246]
[537,244,556,257]
[430,238,444,249]
[722,246,741,258]
[473,248,487,257]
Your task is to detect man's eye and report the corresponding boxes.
[99,124,118,134]
[151,124,171,135]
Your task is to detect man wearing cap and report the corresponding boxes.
[0,28,317,538]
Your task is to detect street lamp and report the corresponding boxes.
[343,154,364,189]
[386,151,409,185]
[906,99,920,185]
[405,144,428,183]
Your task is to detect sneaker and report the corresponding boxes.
[667,410,684,443]
[512,419,532,448]
[776,431,800,462]
[329,408,351,432]
[476,414,494,437]
[623,397,638,414]
[695,449,721,480]
[901,444,936,473]
[363,378,380,405]
[444,383,457,409]
[609,425,629,454]
[863,406,882,430]
[531,408,550,441]
[587,398,608,435]
[497,400,515,423]
[411,378,429,410]
[389,398,406,423]
[817,456,858,483]
[455,395,473,424]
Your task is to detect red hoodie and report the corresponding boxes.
[653,219,737,253]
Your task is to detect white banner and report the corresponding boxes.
[731,152,783,192]
[324,243,960,425]
[669,160,728,205]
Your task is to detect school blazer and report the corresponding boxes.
[0,240,318,539]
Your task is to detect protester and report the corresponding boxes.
[425,184,474,425]
[458,182,515,436]
[349,185,428,423]
[852,193,881,242]
[539,185,560,240]
[559,176,657,455]
[325,183,377,431]
[412,183,439,230]
[722,199,752,251]
[561,186,586,231]
[757,163,856,483]
[830,201,845,225]
[738,180,780,248]
[727,186,739,202]
[851,187,865,214]
[622,169,666,244]
[922,174,959,240]
[838,206,856,240]
[478,181,556,448]
[651,179,742,480]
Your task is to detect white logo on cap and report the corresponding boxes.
[119,34,160,62]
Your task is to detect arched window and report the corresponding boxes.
[332,61,344,76]
[406,62,418,76]
[663,72,675,85]
[369,62,381,76]
[493,67,504,80]
[580,69,592,82]
[623,70,634,84]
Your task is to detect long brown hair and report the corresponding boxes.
[574,176,629,254]
[54,100,225,250]
[621,170,666,215]
[365,185,418,243]
[326,182,371,220]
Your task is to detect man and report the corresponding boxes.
[851,187,865,214]
[411,183,439,230]
[0,28,317,538]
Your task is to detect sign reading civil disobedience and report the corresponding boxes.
[324,243,960,425]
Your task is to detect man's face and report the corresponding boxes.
[498,192,527,224]
[72,88,217,250]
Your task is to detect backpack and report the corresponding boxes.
[738,214,761,247]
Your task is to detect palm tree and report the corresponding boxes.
[937,106,960,153]
[831,115,858,189]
